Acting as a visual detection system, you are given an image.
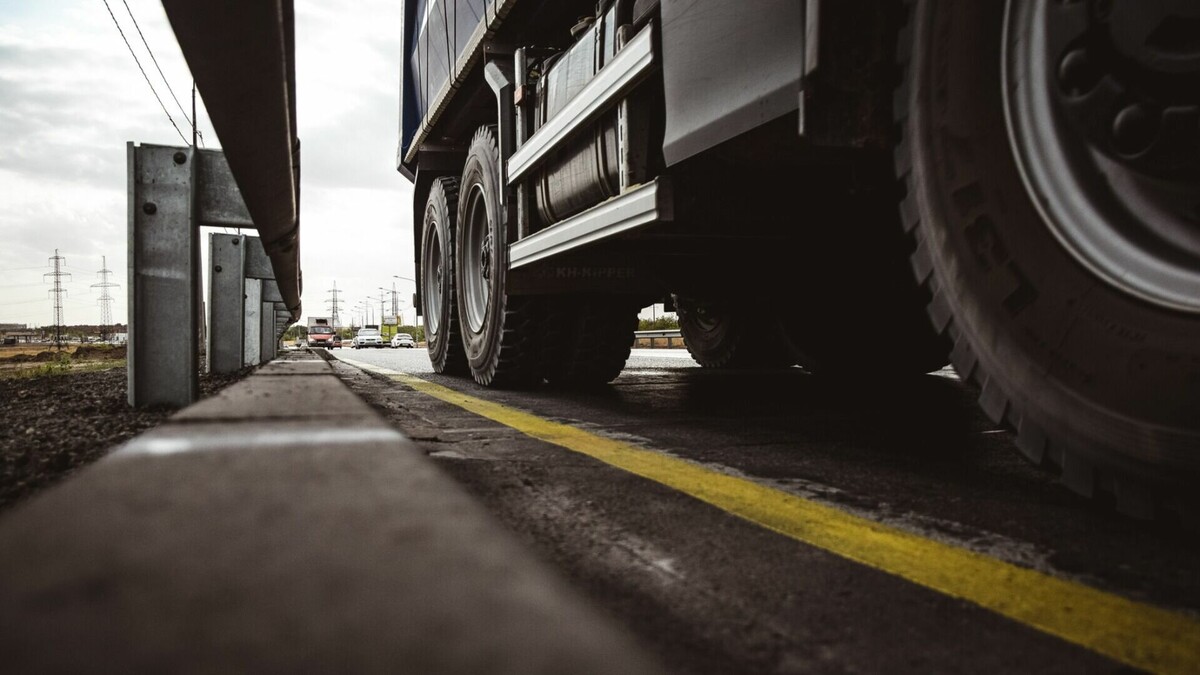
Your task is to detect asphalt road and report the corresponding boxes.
[328,346,1200,674]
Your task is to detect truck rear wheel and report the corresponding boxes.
[896,0,1200,516]
[540,298,638,386]
[677,298,793,369]
[421,177,467,374]
[456,126,540,387]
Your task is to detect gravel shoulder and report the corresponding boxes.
[0,360,248,512]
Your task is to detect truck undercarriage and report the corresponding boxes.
[398,0,1200,520]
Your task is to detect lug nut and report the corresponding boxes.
[1058,48,1101,97]
[1112,104,1160,155]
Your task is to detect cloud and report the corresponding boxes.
[0,0,416,328]
[0,168,126,326]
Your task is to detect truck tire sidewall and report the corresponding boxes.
[678,305,743,369]
[457,129,508,381]
[423,178,461,373]
[903,1,1200,481]
[541,298,637,385]
[678,299,795,370]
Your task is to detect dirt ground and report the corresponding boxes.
[0,344,127,377]
[0,360,248,512]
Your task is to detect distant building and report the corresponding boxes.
[1,324,36,344]
[638,304,677,322]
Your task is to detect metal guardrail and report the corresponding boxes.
[634,329,681,339]
[161,0,301,322]
[633,329,683,348]
[131,1,302,408]
[128,145,290,407]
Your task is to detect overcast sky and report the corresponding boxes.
[0,0,415,329]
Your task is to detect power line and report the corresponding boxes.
[0,282,56,289]
[0,298,56,307]
[119,0,196,136]
[0,266,60,272]
[101,0,189,145]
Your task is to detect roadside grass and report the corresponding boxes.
[0,355,127,380]
[638,316,679,331]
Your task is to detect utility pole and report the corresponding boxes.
[394,274,417,328]
[44,249,71,349]
[326,281,343,327]
[91,256,119,341]
[356,301,369,328]
[191,80,198,147]
[391,282,399,321]
[380,290,387,326]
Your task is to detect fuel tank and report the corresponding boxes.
[532,7,621,226]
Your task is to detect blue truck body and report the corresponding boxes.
[398,0,804,179]
[400,0,502,176]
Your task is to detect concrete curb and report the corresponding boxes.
[0,353,663,674]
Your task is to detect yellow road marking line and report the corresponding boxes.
[347,357,1199,673]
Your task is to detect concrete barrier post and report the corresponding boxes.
[243,279,263,367]
[127,143,200,407]
[262,281,283,362]
[129,142,259,392]
[208,233,247,374]
[242,236,278,365]
[274,304,290,353]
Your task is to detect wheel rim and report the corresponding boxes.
[461,182,492,333]
[688,306,720,338]
[1002,0,1200,313]
[422,216,443,336]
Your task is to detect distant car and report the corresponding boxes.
[390,333,416,348]
[330,335,342,348]
[353,328,384,349]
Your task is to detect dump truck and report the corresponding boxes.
[397,0,1200,517]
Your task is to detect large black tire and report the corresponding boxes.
[896,1,1200,517]
[421,177,468,374]
[676,298,793,369]
[540,298,638,386]
[456,126,540,387]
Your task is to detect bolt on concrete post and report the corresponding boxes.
[208,233,247,374]
[244,278,263,367]
[127,143,200,407]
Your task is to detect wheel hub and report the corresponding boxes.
[462,182,492,333]
[1003,0,1200,312]
[423,222,443,335]
[481,233,492,281]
